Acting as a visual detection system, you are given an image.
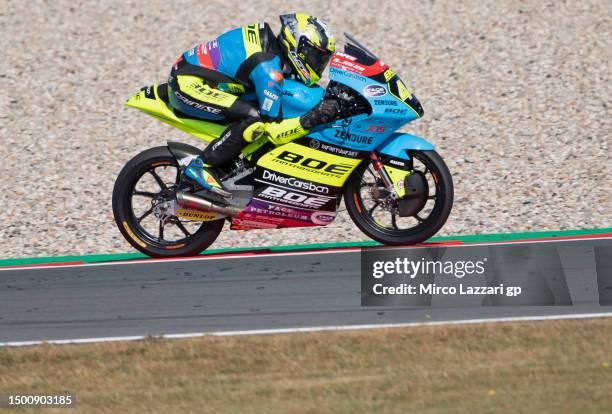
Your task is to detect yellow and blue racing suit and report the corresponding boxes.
[169,22,295,166]
[168,21,340,198]
[169,22,284,122]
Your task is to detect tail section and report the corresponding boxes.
[125,84,226,143]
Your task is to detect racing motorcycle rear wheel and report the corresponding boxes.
[344,150,453,245]
[112,146,224,257]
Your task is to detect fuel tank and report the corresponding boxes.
[280,79,324,118]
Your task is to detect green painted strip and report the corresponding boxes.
[436,227,612,243]
[0,227,610,268]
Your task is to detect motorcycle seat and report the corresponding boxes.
[156,83,170,103]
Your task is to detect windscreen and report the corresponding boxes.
[343,32,380,63]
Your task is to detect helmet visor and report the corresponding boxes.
[298,37,332,76]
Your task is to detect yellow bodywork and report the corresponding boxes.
[257,142,362,187]
[382,165,412,198]
[125,84,275,160]
[125,84,226,143]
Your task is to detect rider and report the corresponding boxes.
[168,13,340,195]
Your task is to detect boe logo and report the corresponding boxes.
[274,151,353,176]
[260,187,328,208]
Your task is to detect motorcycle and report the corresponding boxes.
[113,33,453,258]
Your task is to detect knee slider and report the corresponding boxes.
[242,121,265,142]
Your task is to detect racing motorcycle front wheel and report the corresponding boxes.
[344,150,453,245]
[112,146,224,258]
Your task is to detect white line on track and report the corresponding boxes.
[1,235,610,272]
[2,311,612,347]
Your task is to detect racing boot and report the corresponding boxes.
[183,157,232,198]
[183,119,265,198]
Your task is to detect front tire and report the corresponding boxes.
[112,146,224,258]
[344,150,453,245]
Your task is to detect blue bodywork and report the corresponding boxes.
[377,133,435,158]
[283,61,434,160]
[281,79,325,118]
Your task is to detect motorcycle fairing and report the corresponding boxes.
[231,196,337,230]
[330,50,423,118]
[126,81,324,144]
[255,139,363,187]
[233,167,340,230]
[232,137,364,230]
[278,79,325,118]
[126,36,437,231]
[125,85,226,142]
[305,49,424,153]
[377,133,435,158]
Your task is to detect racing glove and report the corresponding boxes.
[242,121,266,142]
[300,99,341,129]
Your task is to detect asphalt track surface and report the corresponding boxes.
[1,236,610,344]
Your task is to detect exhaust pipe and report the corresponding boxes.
[176,192,242,216]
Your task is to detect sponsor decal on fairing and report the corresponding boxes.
[262,170,330,194]
[310,211,336,225]
[363,84,387,97]
[236,199,335,227]
[258,186,330,209]
[334,129,374,144]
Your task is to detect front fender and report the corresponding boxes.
[376,133,435,160]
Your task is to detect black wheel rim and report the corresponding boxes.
[353,151,446,237]
[126,160,211,248]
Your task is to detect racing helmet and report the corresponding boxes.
[278,13,335,86]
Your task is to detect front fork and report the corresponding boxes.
[370,151,430,218]
[369,152,399,199]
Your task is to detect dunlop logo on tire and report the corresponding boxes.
[176,209,220,221]
[122,221,147,247]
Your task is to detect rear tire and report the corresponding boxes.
[344,150,453,245]
[112,146,224,258]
